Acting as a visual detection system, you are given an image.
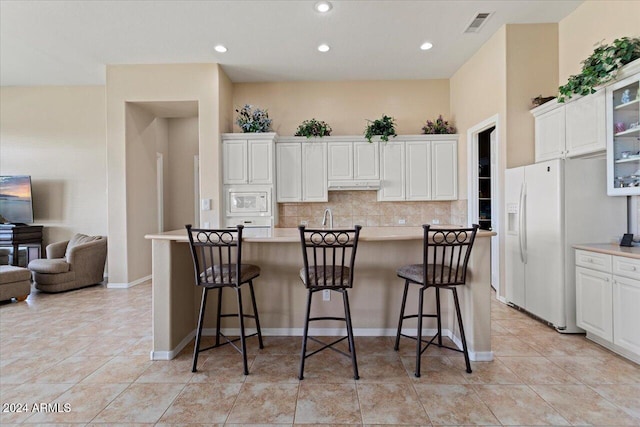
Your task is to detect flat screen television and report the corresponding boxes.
[0,175,34,225]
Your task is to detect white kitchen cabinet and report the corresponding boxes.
[222,133,275,185]
[575,247,640,363]
[431,140,458,200]
[575,265,613,341]
[379,141,405,201]
[565,89,606,157]
[327,140,379,184]
[276,143,302,202]
[534,104,566,162]
[276,138,327,202]
[378,136,457,202]
[606,61,640,195]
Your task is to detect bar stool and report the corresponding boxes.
[394,224,479,377]
[298,225,362,380]
[185,224,264,375]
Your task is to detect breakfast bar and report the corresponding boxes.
[145,227,495,361]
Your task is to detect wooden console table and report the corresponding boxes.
[0,225,44,267]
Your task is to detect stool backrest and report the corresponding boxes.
[422,224,479,286]
[299,225,362,289]
[186,224,243,287]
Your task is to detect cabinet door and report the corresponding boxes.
[535,107,566,162]
[565,90,606,157]
[248,139,273,184]
[576,266,613,341]
[327,142,353,181]
[378,141,405,201]
[613,275,640,355]
[431,140,458,200]
[354,141,379,180]
[276,143,301,202]
[223,140,248,184]
[405,141,431,200]
[302,143,328,202]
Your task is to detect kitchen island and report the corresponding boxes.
[145,227,496,361]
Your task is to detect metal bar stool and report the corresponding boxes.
[185,224,264,375]
[298,225,362,380]
[394,224,479,377]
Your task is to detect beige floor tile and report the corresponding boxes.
[74,336,141,357]
[532,384,639,425]
[491,335,542,357]
[158,382,242,424]
[82,354,152,383]
[24,382,128,423]
[294,382,361,424]
[590,384,640,420]
[245,354,301,383]
[413,383,499,425]
[357,383,429,425]
[0,356,60,384]
[450,358,522,385]
[357,354,411,383]
[31,355,111,383]
[299,350,358,383]
[226,382,298,424]
[401,355,469,384]
[473,384,570,425]
[498,356,582,384]
[526,334,616,358]
[92,382,185,423]
[134,357,195,383]
[260,336,303,355]
[548,355,640,384]
[190,354,253,383]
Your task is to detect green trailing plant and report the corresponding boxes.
[422,115,456,134]
[558,37,640,102]
[364,115,397,142]
[235,104,273,133]
[295,118,332,138]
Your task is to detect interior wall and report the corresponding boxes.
[218,68,234,133]
[106,63,220,286]
[167,117,199,231]
[232,79,450,136]
[558,1,640,86]
[506,24,559,168]
[0,86,107,246]
[154,117,170,232]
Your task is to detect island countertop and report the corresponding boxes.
[145,226,496,243]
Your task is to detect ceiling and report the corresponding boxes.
[0,0,582,87]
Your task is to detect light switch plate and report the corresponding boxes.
[200,198,211,211]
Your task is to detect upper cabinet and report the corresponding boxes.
[378,136,458,202]
[327,139,380,189]
[222,133,276,185]
[606,62,640,196]
[276,137,327,202]
[532,90,606,162]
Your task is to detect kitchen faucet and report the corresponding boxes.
[322,208,333,229]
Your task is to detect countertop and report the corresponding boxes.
[573,243,640,260]
[145,226,496,243]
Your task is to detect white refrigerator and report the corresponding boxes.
[505,158,626,332]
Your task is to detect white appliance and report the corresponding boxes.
[505,158,626,332]
[225,187,271,217]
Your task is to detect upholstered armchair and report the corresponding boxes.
[28,234,107,293]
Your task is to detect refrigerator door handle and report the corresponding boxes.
[519,182,527,264]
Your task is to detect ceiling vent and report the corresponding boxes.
[464,12,492,33]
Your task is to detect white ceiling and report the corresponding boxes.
[0,0,582,86]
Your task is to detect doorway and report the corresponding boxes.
[467,115,502,298]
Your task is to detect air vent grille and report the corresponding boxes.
[464,12,492,33]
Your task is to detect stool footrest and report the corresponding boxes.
[197,331,259,354]
[303,335,352,359]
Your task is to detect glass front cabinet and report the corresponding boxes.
[607,67,640,196]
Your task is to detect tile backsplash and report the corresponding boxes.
[277,190,467,228]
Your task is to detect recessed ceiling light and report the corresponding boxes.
[317,44,330,53]
[214,45,227,53]
[314,1,332,13]
[420,42,433,51]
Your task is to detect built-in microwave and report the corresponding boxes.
[226,188,271,216]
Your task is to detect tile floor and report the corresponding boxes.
[1,281,640,426]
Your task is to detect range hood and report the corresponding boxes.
[328,180,381,190]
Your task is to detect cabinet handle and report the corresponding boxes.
[604,277,609,282]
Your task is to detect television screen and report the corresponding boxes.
[0,176,34,224]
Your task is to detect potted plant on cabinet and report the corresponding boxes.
[364,114,397,142]
[558,36,640,102]
[295,118,333,138]
[235,104,273,132]
[422,115,457,134]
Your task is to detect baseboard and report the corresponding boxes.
[107,274,152,289]
[153,327,493,362]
